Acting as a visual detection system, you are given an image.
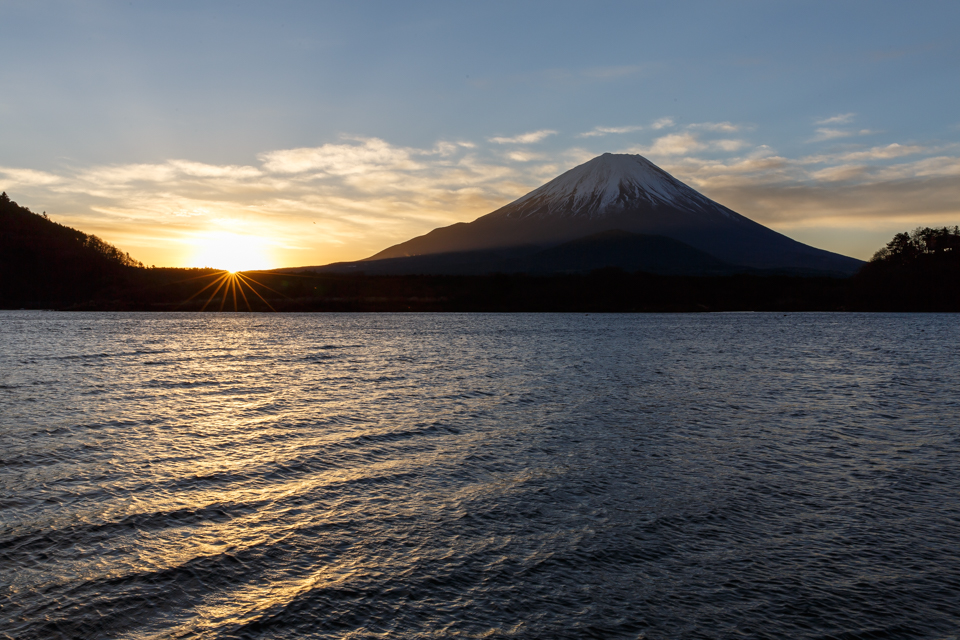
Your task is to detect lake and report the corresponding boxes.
[1,311,958,639]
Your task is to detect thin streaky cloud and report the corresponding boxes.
[488,130,557,145]
[809,128,878,142]
[259,137,421,175]
[811,128,854,142]
[810,164,873,183]
[626,133,746,157]
[577,125,644,138]
[0,167,61,187]
[802,143,927,164]
[168,160,262,179]
[505,150,547,162]
[687,122,742,132]
[75,163,179,185]
[651,117,675,130]
[815,113,857,125]
[713,139,747,152]
[626,132,705,157]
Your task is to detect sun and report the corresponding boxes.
[189,232,274,272]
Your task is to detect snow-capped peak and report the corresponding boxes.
[503,153,716,220]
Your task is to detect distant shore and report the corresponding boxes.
[3,269,953,313]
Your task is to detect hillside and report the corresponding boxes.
[0,192,143,307]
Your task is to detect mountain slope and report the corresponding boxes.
[305,232,746,276]
[0,192,143,306]
[364,153,862,274]
[506,230,742,275]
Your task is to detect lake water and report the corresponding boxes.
[1,311,958,639]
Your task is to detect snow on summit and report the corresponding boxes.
[505,153,718,220]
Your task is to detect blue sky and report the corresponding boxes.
[2,0,958,268]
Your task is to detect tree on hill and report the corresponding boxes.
[1,193,145,307]
[1,192,143,268]
[853,226,960,311]
[869,226,960,265]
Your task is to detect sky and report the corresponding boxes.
[1,0,958,269]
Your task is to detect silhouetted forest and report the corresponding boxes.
[2,194,957,311]
[851,226,960,311]
[0,193,143,307]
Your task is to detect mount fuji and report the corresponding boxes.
[309,153,862,276]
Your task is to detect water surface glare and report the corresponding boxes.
[1,311,959,639]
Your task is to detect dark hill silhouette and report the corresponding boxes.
[0,192,144,307]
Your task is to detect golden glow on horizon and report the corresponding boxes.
[189,231,275,272]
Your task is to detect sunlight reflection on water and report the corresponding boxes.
[1,311,958,639]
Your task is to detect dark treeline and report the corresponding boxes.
[0,192,144,307]
[69,269,850,313]
[2,194,958,312]
[851,226,960,311]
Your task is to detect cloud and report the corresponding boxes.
[430,140,476,156]
[687,122,742,132]
[810,164,872,183]
[809,113,878,142]
[713,139,747,152]
[75,163,179,186]
[917,155,960,176]
[816,113,856,125]
[802,143,927,164]
[168,160,262,179]
[578,125,643,138]
[505,150,547,162]
[0,167,61,187]
[631,133,705,156]
[618,124,749,160]
[662,153,799,190]
[810,128,855,142]
[810,127,878,142]
[488,130,557,144]
[651,117,675,130]
[821,156,960,184]
[260,137,421,174]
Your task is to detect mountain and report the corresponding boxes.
[507,230,741,275]
[329,153,861,276]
